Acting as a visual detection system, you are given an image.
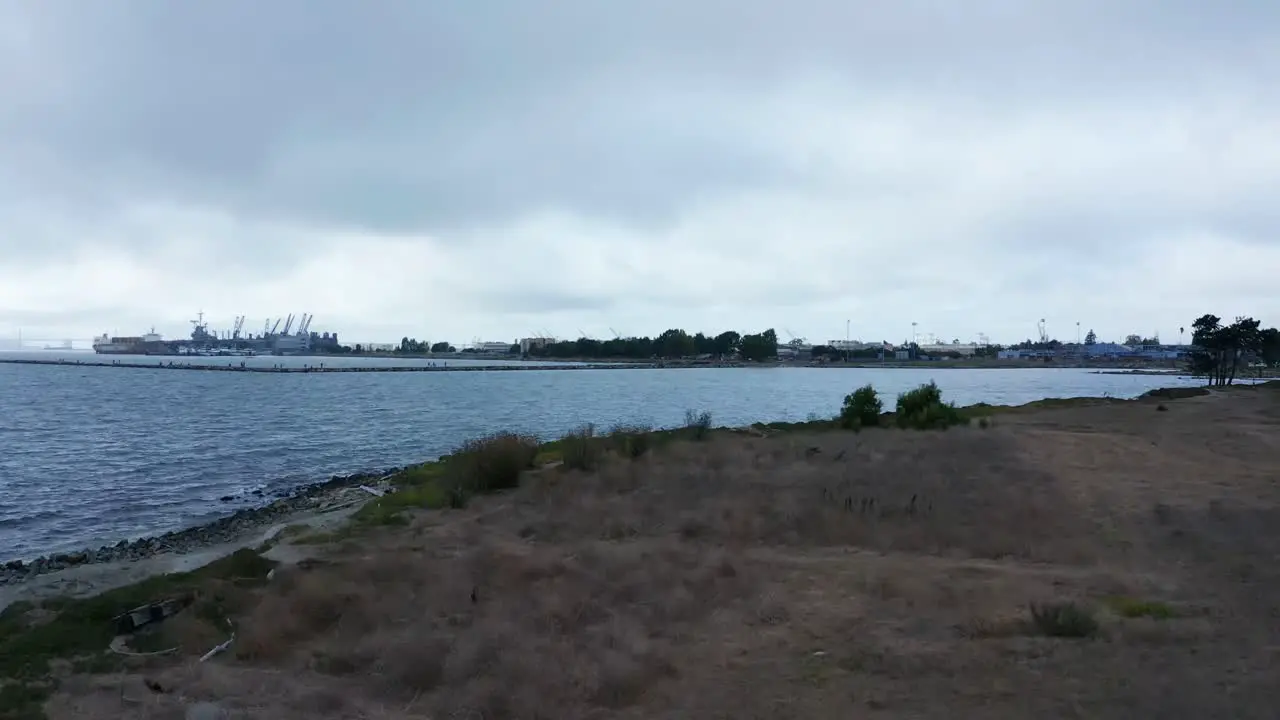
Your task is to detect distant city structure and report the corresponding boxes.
[827,340,881,351]
[467,341,513,353]
[998,343,1189,361]
[0,317,1213,365]
[519,337,555,354]
[89,311,343,356]
[917,342,980,357]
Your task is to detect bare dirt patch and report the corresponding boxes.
[38,385,1280,719]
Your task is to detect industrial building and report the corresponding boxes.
[917,342,980,357]
[92,312,342,356]
[472,341,516,354]
[519,337,555,354]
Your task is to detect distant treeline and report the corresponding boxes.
[397,338,455,354]
[527,329,779,361]
[323,317,1280,368]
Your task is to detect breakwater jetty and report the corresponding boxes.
[0,357,665,373]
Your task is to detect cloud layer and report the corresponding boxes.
[3,0,1278,345]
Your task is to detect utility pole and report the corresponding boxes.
[845,319,850,364]
[1076,321,1080,345]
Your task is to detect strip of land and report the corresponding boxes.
[0,357,645,373]
[3,382,1278,719]
[9,355,1266,378]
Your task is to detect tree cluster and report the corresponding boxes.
[811,345,884,360]
[526,328,779,361]
[1187,314,1280,385]
[1123,334,1160,346]
[1012,339,1063,351]
[398,337,428,354]
[395,338,456,354]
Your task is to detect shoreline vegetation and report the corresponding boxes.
[2,380,1277,718]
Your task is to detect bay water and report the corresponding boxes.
[0,353,1200,559]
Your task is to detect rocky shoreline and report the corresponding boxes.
[0,467,403,586]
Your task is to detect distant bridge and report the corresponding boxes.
[0,337,96,350]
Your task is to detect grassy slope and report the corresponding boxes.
[5,381,1275,718]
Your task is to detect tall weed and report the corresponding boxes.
[561,424,603,470]
[446,432,540,500]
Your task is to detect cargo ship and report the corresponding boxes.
[92,328,166,355]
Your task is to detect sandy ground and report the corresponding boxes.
[30,385,1280,718]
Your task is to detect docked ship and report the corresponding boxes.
[93,312,342,356]
[92,328,166,355]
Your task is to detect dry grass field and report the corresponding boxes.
[21,385,1280,719]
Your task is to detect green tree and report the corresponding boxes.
[712,331,741,357]
[1189,314,1263,385]
[397,337,429,353]
[430,341,454,353]
[655,328,696,358]
[1084,329,1097,345]
[738,329,778,362]
[1261,327,1280,367]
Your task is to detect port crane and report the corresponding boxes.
[783,328,808,347]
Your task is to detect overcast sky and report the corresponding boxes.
[2,1,1278,346]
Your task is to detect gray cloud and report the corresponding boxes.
[3,0,1280,342]
[6,0,1279,237]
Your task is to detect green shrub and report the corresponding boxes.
[684,409,713,441]
[895,381,965,430]
[352,482,451,526]
[561,424,603,470]
[446,432,540,498]
[609,423,653,458]
[1105,596,1175,620]
[391,462,445,487]
[1029,601,1099,638]
[840,384,882,430]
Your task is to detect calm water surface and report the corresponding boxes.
[0,353,1203,559]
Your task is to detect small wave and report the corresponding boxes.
[0,509,66,529]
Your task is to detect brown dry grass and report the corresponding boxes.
[45,385,1280,719]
